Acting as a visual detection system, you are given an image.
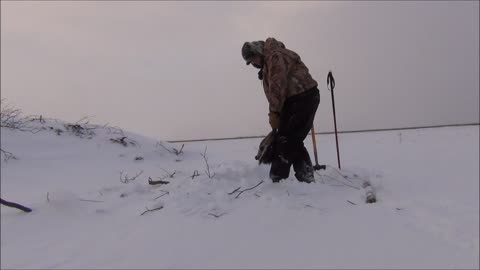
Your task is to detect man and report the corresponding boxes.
[242,37,320,183]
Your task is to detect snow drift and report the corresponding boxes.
[1,117,478,269]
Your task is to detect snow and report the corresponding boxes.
[1,119,479,269]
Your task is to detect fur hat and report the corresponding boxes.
[241,41,265,65]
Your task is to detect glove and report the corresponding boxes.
[268,112,280,130]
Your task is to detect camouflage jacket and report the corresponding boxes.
[262,38,318,115]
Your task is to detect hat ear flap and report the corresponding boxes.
[242,42,253,61]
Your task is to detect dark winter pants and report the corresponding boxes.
[270,87,320,183]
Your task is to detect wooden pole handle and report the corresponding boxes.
[311,125,319,166]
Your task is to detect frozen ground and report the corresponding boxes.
[1,119,478,269]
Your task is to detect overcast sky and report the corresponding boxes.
[1,1,478,141]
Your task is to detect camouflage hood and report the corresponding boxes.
[264,38,286,52]
[261,38,318,114]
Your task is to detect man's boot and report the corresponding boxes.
[293,150,315,183]
[295,170,315,183]
[270,155,291,183]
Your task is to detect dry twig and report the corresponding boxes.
[29,115,46,124]
[160,168,177,178]
[190,170,201,179]
[0,198,32,213]
[156,142,184,156]
[110,136,137,147]
[140,206,164,216]
[154,191,170,200]
[227,187,241,195]
[233,180,264,199]
[0,148,17,162]
[0,99,40,133]
[201,146,215,179]
[315,172,360,190]
[148,177,170,186]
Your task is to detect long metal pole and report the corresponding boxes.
[328,71,341,170]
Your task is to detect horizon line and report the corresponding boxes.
[167,123,480,143]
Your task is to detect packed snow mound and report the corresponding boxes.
[1,117,378,218]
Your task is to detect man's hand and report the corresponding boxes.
[268,112,280,130]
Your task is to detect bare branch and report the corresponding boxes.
[140,206,164,216]
[234,180,264,199]
[75,116,92,125]
[156,142,184,156]
[29,115,46,124]
[190,170,201,180]
[110,136,138,147]
[160,168,176,178]
[103,123,124,136]
[227,187,241,195]
[200,146,215,179]
[315,168,377,204]
[111,136,127,146]
[347,200,357,205]
[64,123,95,138]
[175,144,185,155]
[151,169,176,184]
[148,177,170,186]
[314,172,360,190]
[156,142,173,154]
[0,100,40,133]
[326,166,369,185]
[0,148,17,163]
[0,198,32,213]
[154,191,169,200]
